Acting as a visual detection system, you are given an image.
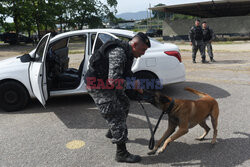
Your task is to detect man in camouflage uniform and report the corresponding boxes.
[189,19,208,63]
[202,21,216,62]
[84,32,150,163]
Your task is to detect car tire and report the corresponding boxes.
[134,71,158,81]
[0,81,30,112]
[134,71,161,89]
[125,71,159,100]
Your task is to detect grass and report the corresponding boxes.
[213,41,234,45]
[171,41,237,45]
[69,50,85,54]
[180,49,191,52]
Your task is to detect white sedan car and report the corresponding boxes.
[0,29,185,112]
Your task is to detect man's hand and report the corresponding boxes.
[135,80,143,94]
[190,42,193,46]
[136,88,143,94]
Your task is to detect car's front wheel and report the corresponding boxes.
[0,81,30,112]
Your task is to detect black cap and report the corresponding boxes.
[134,32,151,48]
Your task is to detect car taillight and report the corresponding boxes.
[164,51,182,62]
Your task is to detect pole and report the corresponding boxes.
[149,3,152,29]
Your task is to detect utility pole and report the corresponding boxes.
[147,7,148,30]
[149,3,152,29]
[157,11,160,29]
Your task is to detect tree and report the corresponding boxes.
[0,1,24,42]
[0,0,118,40]
[52,1,68,33]
[66,0,117,29]
[2,22,15,32]
[19,1,36,37]
[0,3,7,27]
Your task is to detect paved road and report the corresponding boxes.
[1,50,250,167]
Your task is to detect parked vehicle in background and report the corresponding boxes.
[0,33,3,41]
[1,32,33,45]
[146,29,162,37]
[156,29,163,36]
[0,29,185,112]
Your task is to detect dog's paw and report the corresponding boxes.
[156,147,165,155]
[195,137,204,141]
[147,150,156,155]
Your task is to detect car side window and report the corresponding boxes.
[114,35,132,42]
[92,33,116,53]
[47,35,87,73]
[51,38,68,51]
[67,35,87,69]
[35,35,49,62]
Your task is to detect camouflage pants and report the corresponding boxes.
[87,88,130,144]
[192,40,205,60]
[204,41,214,59]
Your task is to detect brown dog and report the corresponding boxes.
[147,87,219,155]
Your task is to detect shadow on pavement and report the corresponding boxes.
[139,132,250,167]
[162,81,231,99]
[214,59,247,64]
[0,81,230,130]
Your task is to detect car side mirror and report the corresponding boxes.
[18,54,34,62]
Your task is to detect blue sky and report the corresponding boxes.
[115,0,209,14]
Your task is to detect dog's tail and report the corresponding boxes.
[185,87,209,97]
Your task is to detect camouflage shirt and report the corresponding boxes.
[108,46,134,89]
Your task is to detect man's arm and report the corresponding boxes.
[210,28,215,42]
[108,47,127,89]
[108,47,143,93]
[189,27,195,45]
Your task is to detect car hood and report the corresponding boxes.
[0,56,29,72]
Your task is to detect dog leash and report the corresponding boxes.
[138,98,175,150]
[138,100,154,139]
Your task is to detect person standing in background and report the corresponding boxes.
[189,19,207,63]
[202,21,216,62]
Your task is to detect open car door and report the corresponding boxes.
[29,33,51,107]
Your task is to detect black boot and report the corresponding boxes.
[202,58,209,64]
[210,58,216,62]
[192,59,196,63]
[115,143,141,163]
[105,129,112,139]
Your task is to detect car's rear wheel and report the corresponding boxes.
[126,71,160,100]
[134,71,162,89]
[134,71,157,80]
[0,81,30,112]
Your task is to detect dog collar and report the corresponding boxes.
[163,99,175,114]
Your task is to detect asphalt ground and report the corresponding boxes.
[1,43,250,167]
